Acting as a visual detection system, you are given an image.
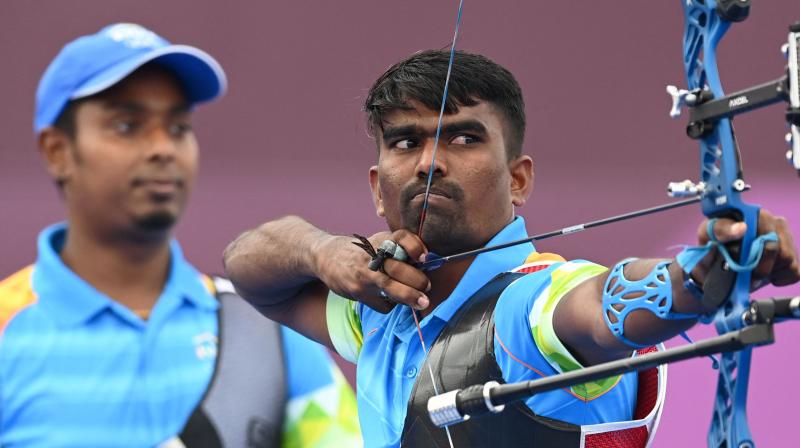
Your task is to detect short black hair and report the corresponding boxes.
[52,98,85,140]
[50,98,88,190]
[364,49,526,159]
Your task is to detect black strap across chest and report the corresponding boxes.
[179,277,287,448]
[400,272,582,447]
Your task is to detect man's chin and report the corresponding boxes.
[400,212,475,256]
[133,211,177,233]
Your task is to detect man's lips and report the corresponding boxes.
[133,178,183,195]
[412,188,452,200]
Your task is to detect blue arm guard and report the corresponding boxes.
[602,258,699,348]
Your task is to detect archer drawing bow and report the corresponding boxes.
[427,3,800,448]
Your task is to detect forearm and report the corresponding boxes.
[555,258,708,366]
[609,259,706,341]
[223,215,336,306]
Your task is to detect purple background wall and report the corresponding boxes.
[2,1,799,446]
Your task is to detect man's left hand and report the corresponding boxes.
[695,209,800,290]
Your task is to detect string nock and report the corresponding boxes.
[416,252,444,272]
[667,85,699,118]
[667,180,705,197]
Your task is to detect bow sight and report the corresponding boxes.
[667,21,800,182]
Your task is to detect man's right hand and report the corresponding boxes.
[316,229,432,313]
[224,216,434,347]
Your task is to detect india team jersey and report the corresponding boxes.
[0,223,360,447]
[326,217,640,447]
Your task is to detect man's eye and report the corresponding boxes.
[450,134,479,145]
[169,122,192,137]
[393,138,419,150]
[112,120,137,134]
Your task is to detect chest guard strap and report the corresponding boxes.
[179,277,287,448]
[401,272,582,447]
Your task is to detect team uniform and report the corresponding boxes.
[327,217,665,447]
[0,223,360,447]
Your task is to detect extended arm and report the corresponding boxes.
[553,212,799,366]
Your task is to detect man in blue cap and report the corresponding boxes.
[0,23,360,447]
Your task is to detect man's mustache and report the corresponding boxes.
[400,180,464,206]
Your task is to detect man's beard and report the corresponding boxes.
[133,210,177,233]
[397,181,478,255]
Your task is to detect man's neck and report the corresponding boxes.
[59,222,173,316]
[416,217,517,317]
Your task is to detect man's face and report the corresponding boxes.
[369,100,532,255]
[49,65,198,239]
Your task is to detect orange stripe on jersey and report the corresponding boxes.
[201,274,216,296]
[513,252,567,273]
[0,266,38,337]
[523,252,566,265]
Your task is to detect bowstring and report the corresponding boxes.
[417,0,464,237]
[412,1,464,446]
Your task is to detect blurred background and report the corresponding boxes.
[2,1,799,446]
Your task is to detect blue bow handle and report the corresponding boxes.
[679,1,762,447]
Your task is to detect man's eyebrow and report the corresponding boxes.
[440,120,488,136]
[381,124,423,143]
[169,103,192,115]
[102,101,191,115]
[102,101,145,113]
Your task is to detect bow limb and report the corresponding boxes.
[680,2,759,447]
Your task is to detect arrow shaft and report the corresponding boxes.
[419,196,701,268]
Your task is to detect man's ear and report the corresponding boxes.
[368,165,385,217]
[509,155,534,207]
[38,127,76,188]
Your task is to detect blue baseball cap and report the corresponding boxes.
[34,23,227,133]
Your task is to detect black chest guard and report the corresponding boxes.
[400,272,582,447]
[179,277,286,448]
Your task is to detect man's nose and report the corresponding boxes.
[144,125,178,161]
[415,138,448,179]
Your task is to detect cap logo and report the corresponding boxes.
[105,23,160,49]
